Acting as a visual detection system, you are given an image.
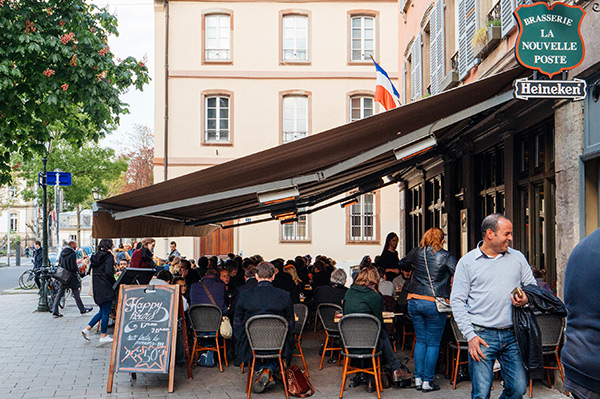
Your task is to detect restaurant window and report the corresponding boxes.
[407,184,423,250]
[281,14,308,62]
[204,94,230,144]
[9,213,17,232]
[348,192,378,242]
[474,145,505,229]
[281,215,310,242]
[204,13,231,62]
[350,95,374,122]
[349,14,376,62]
[425,175,444,230]
[282,94,308,143]
[515,121,556,289]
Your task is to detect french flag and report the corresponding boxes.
[372,58,400,110]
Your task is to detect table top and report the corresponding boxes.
[334,311,404,324]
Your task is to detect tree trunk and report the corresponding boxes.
[76,204,81,245]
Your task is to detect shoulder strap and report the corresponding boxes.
[200,280,217,306]
[423,249,438,297]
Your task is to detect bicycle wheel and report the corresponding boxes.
[46,281,55,310]
[19,270,37,290]
[59,287,68,309]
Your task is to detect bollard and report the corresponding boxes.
[16,241,21,266]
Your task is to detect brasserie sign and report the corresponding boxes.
[514,2,585,77]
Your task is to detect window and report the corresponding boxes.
[282,14,308,62]
[205,95,230,143]
[282,95,308,143]
[425,175,444,229]
[281,215,309,242]
[204,14,231,62]
[429,0,445,95]
[9,213,17,232]
[457,0,478,80]
[350,95,374,122]
[350,15,375,62]
[407,184,423,250]
[348,193,378,242]
[411,33,422,100]
[69,234,77,241]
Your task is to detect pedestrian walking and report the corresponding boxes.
[33,240,43,289]
[450,214,536,399]
[400,227,457,391]
[562,227,600,399]
[51,241,93,317]
[81,239,116,344]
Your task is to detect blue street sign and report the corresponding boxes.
[38,171,72,186]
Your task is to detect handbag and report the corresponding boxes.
[423,250,452,313]
[286,364,315,397]
[52,266,73,284]
[200,281,232,338]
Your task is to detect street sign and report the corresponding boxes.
[514,78,586,101]
[514,2,585,78]
[38,171,72,186]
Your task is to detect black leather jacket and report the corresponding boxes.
[399,247,457,299]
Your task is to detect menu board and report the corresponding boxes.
[113,285,177,374]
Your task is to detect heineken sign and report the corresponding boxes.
[513,78,586,101]
[514,2,585,78]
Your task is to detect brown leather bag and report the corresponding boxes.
[286,365,315,397]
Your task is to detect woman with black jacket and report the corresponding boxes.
[399,228,457,392]
[81,239,116,344]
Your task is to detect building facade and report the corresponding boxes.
[396,0,600,301]
[153,0,400,264]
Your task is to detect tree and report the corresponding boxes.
[111,124,154,196]
[0,0,150,185]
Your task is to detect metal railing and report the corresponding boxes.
[488,1,501,25]
[205,129,230,143]
[451,51,459,72]
[205,49,231,61]
[282,131,307,143]
[282,49,307,61]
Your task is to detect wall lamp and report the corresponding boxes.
[272,211,297,221]
[340,199,358,208]
[393,136,437,161]
[257,186,299,205]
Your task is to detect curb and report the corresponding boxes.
[1,288,38,295]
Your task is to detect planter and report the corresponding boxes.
[473,25,502,60]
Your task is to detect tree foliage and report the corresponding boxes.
[0,0,150,185]
[16,138,128,211]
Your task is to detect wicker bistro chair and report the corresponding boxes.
[188,304,226,372]
[448,316,469,389]
[244,315,290,399]
[292,303,310,376]
[338,314,383,399]
[317,303,343,370]
[529,313,567,398]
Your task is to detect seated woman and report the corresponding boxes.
[343,267,413,388]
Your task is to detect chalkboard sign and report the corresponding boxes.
[107,284,191,393]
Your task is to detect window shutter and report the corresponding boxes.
[401,62,406,105]
[458,0,477,81]
[430,0,445,95]
[411,33,422,101]
[502,0,526,38]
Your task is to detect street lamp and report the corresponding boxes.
[38,137,53,312]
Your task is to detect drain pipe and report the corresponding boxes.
[164,0,169,182]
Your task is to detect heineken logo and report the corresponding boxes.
[514,2,585,77]
[514,78,586,101]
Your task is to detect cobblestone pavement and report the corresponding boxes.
[0,284,569,399]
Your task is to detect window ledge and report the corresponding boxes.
[202,142,232,147]
[203,60,233,65]
[473,25,502,60]
[347,240,380,245]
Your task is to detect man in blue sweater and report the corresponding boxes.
[562,228,600,399]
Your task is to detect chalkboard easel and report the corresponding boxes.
[107,284,192,393]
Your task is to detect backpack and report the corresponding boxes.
[286,365,315,397]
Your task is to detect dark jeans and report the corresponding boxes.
[378,328,401,371]
[408,298,447,382]
[469,325,527,399]
[88,301,112,334]
[34,269,41,289]
[52,278,85,314]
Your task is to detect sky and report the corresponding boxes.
[90,0,155,153]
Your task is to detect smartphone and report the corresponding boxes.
[511,286,524,299]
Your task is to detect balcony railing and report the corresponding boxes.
[283,131,307,143]
[205,129,230,143]
[451,51,459,72]
[205,49,231,61]
[282,49,307,61]
[488,1,501,25]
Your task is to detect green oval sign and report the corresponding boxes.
[514,2,585,78]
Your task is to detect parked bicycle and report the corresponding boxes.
[38,267,69,311]
[18,268,37,290]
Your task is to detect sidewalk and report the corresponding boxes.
[0,287,569,399]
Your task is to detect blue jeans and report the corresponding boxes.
[408,299,447,382]
[88,301,112,334]
[469,325,527,399]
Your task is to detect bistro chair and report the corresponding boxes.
[292,303,310,376]
[529,313,567,398]
[448,316,469,389]
[244,315,290,399]
[188,304,226,372]
[338,314,383,399]
[317,303,343,370]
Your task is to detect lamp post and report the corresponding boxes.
[38,138,53,312]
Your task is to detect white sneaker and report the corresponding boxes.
[99,335,113,344]
[81,329,90,341]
